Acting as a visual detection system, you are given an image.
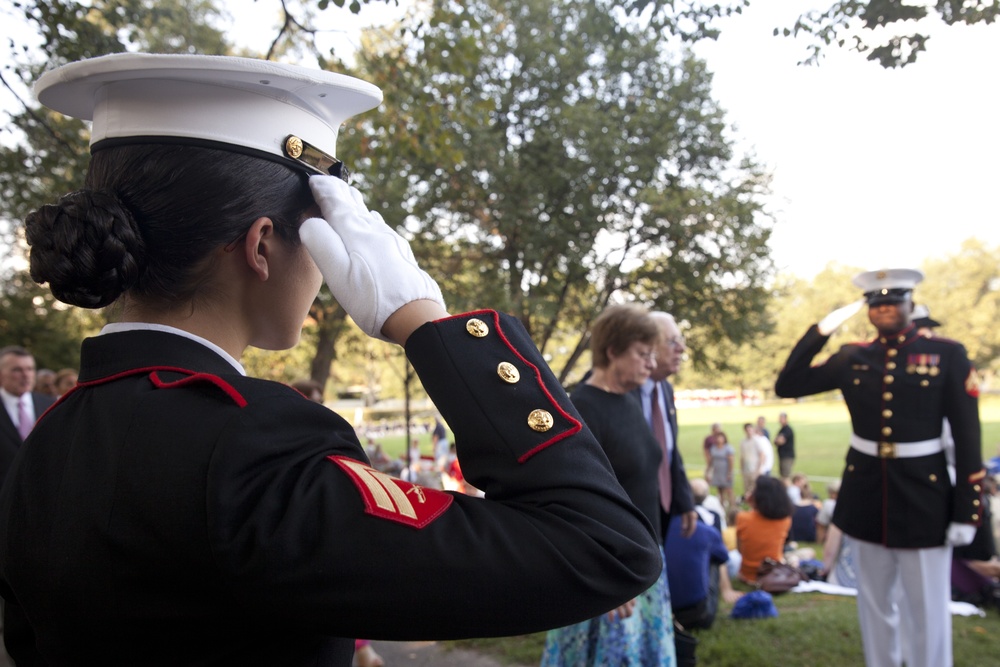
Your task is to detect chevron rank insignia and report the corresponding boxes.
[329,456,453,528]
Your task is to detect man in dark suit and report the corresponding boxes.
[0,346,57,485]
[634,312,696,541]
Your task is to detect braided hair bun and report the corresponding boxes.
[26,190,145,309]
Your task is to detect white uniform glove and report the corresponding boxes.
[946,522,976,547]
[817,299,865,336]
[300,175,445,341]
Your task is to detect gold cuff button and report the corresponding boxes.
[921,380,929,387]
[466,318,489,337]
[528,409,554,432]
[497,362,520,384]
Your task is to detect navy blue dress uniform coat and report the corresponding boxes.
[0,311,660,666]
[0,390,56,485]
[775,324,986,549]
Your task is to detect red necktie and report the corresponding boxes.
[18,396,33,440]
[650,384,672,513]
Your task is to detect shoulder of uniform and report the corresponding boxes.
[921,334,963,347]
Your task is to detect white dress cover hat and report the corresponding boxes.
[852,268,924,305]
[33,52,383,175]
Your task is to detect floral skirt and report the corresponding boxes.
[540,547,676,666]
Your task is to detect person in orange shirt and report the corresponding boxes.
[735,476,793,583]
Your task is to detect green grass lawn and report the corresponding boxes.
[434,395,1000,666]
[447,590,1000,666]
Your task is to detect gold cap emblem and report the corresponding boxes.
[527,409,554,432]
[466,318,489,337]
[285,135,304,159]
[497,362,520,384]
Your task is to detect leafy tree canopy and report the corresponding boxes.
[350,0,774,382]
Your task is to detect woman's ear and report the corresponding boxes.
[242,217,275,281]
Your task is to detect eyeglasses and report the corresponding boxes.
[665,337,686,350]
[633,348,657,362]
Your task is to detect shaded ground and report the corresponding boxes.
[368,640,533,667]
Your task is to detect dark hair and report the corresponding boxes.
[0,346,32,360]
[589,304,658,368]
[26,144,313,309]
[751,476,793,520]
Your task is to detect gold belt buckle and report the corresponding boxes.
[878,441,897,458]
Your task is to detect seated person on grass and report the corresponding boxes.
[735,476,793,585]
[666,479,743,629]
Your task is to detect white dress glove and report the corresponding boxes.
[946,522,976,547]
[300,175,445,341]
[817,299,865,336]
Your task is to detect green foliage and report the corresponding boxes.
[0,270,104,370]
[351,0,773,382]
[777,0,1000,68]
[919,239,1000,374]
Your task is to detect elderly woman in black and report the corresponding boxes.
[0,53,660,666]
[542,304,675,666]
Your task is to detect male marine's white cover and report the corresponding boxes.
[300,176,444,341]
[817,299,865,336]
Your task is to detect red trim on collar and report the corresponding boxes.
[149,370,248,407]
[72,366,248,407]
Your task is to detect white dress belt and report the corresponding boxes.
[849,434,944,459]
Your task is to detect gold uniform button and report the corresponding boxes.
[887,349,898,358]
[929,474,937,482]
[847,464,855,472]
[466,318,489,337]
[884,375,894,384]
[897,335,905,343]
[881,426,892,437]
[972,514,980,522]
[853,378,860,385]
[921,380,929,387]
[882,409,893,418]
[974,499,981,507]
[974,485,982,493]
[497,362,520,384]
[883,392,893,401]
[886,361,896,370]
[528,409,554,432]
